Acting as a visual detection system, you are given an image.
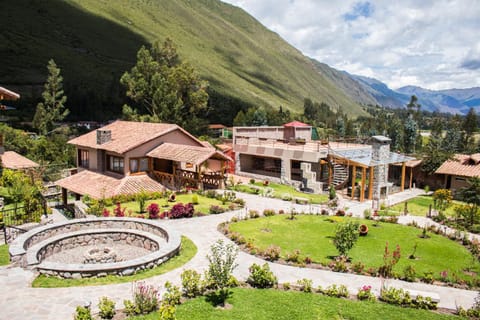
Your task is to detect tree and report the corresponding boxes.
[205,239,238,306]
[33,59,69,135]
[120,39,209,135]
[457,177,480,227]
[403,114,418,154]
[463,108,478,152]
[333,221,359,258]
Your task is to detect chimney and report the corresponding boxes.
[96,130,111,145]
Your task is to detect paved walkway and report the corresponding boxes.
[0,190,478,319]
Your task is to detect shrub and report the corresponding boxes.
[403,265,416,282]
[248,210,260,219]
[163,281,181,306]
[329,184,336,200]
[296,278,313,293]
[102,208,110,217]
[136,190,149,213]
[380,287,437,310]
[329,256,348,272]
[333,221,360,258]
[263,245,281,261]
[74,306,92,320]
[205,240,239,306]
[263,209,276,217]
[113,202,126,217]
[282,282,291,290]
[304,256,313,264]
[323,284,348,298]
[421,271,434,284]
[205,190,217,199]
[247,263,278,288]
[281,193,293,201]
[98,297,115,319]
[158,303,176,320]
[169,203,194,219]
[285,249,301,263]
[357,285,375,301]
[146,203,160,219]
[378,242,401,278]
[124,282,159,316]
[181,269,203,298]
[191,194,199,205]
[209,205,226,214]
[249,178,256,184]
[336,209,346,216]
[363,209,372,219]
[352,261,365,274]
[233,198,245,207]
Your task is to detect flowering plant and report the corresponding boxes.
[357,285,376,301]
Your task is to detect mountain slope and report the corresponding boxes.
[0,0,366,121]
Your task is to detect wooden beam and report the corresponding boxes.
[360,167,366,202]
[368,167,374,200]
[62,188,67,206]
[401,162,406,191]
[328,163,333,186]
[409,167,413,189]
[351,165,356,200]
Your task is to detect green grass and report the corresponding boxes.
[2,0,366,122]
[105,194,228,216]
[31,236,197,288]
[129,288,458,320]
[389,195,463,217]
[229,215,480,283]
[0,245,9,266]
[233,181,328,204]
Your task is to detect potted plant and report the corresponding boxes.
[359,224,369,236]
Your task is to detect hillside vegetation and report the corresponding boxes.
[1,0,365,122]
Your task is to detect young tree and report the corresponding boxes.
[333,221,360,258]
[205,239,238,306]
[120,39,209,135]
[33,59,69,135]
[457,177,480,227]
[463,108,478,151]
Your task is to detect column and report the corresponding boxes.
[351,165,356,200]
[360,167,366,202]
[368,167,374,200]
[400,162,406,191]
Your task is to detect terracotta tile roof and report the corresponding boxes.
[55,170,166,199]
[216,143,232,152]
[147,143,232,165]
[435,154,480,177]
[0,86,20,100]
[68,120,203,154]
[208,124,226,129]
[392,159,422,168]
[283,121,310,127]
[1,151,38,169]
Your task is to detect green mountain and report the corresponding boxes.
[0,0,366,122]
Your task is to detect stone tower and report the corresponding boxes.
[371,135,391,201]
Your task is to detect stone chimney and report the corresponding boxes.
[96,130,111,145]
[371,135,391,201]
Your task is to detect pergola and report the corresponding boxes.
[328,148,414,202]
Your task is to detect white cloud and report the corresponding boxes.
[223,0,480,90]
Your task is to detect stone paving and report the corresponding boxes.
[0,189,478,319]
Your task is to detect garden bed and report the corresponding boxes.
[224,214,480,288]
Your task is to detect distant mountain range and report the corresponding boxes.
[313,60,480,115]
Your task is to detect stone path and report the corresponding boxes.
[0,189,478,319]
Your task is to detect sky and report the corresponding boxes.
[222,0,480,90]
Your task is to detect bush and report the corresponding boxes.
[163,281,181,306]
[102,208,110,217]
[98,297,115,319]
[329,256,348,272]
[209,205,226,214]
[124,282,159,316]
[285,249,301,263]
[403,265,416,282]
[233,198,245,207]
[74,306,92,320]
[380,286,437,310]
[136,190,149,213]
[158,303,176,320]
[378,242,401,278]
[146,203,160,219]
[191,194,199,205]
[322,284,348,298]
[281,193,292,201]
[296,278,313,293]
[205,190,217,199]
[263,245,281,261]
[248,210,260,219]
[247,263,278,288]
[282,282,291,290]
[249,178,256,184]
[263,209,276,217]
[357,285,375,301]
[351,261,365,274]
[421,271,434,284]
[333,221,360,257]
[169,203,194,219]
[181,269,203,298]
[113,202,126,217]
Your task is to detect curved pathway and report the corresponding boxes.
[0,191,477,319]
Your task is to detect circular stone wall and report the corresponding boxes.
[9,218,181,279]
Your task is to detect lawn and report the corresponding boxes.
[129,288,458,320]
[32,236,197,288]
[229,215,480,283]
[105,194,230,216]
[388,195,463,217]
[232,181,328,204]
[0,245,9,266]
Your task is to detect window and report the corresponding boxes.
[130,158,149,173]
[107,155,124,173]
[79,149,89,168]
